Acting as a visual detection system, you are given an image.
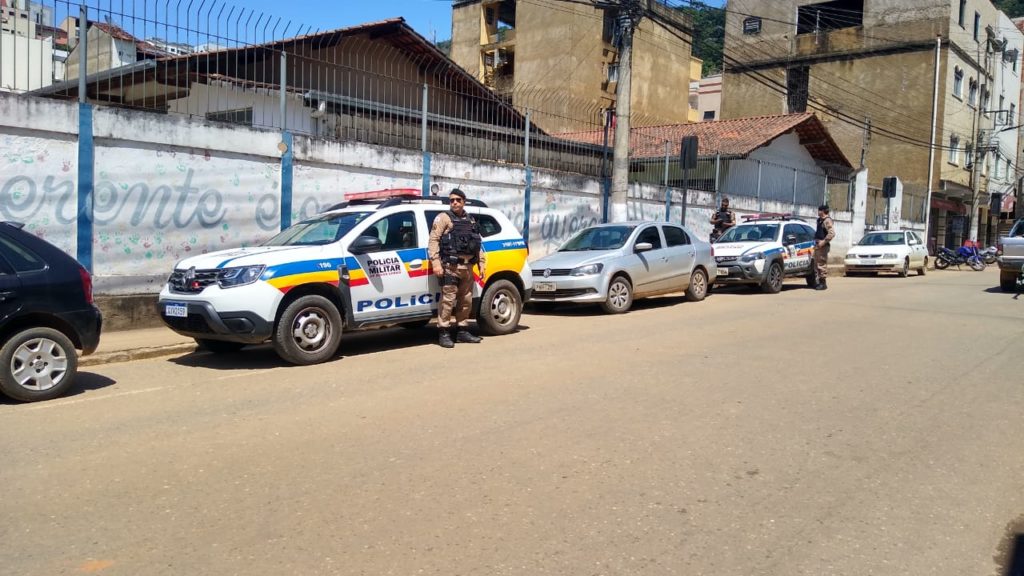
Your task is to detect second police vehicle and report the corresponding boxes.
[712,213,818,293]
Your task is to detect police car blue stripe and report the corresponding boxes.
[483,238,527,251]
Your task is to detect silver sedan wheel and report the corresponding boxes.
[602,277,633,314]
[11,337,69,392]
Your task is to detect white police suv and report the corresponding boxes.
[711,213,818,293]
[158,193,532,365]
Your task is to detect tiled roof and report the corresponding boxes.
[91,22,171,57]
[559,113,852,168]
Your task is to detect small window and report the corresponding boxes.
[0,234,46,273]
[635,226,663,250]
[206,107,253,126]
[958,0,966,27]
[663,226,690,247]
[702,110,716,121]
[974,12,981,41]
[1011,103,1017,123]
[968,78,978,106]
[982,88,990,115]
[953,67,963,98]
[965,143,974,168]
[949,135,959,165]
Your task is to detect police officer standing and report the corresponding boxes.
[709,197,735,242]
[428,189,487,348]
[814,204,835,290]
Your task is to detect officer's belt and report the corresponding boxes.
[443,255,475,264]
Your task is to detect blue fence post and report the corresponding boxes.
[280,131,293,230]
[76,102,94,272]
[421,83,430,197]
[524,111,532,246]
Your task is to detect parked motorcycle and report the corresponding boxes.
[979,246,999,265]
[934,246,986,271]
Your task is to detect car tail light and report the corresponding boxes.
[79,266,94,305]
[710,245,715,257]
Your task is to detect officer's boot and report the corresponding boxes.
[815,278,828,291]
[438,328,455,348]
[455,328,482,343]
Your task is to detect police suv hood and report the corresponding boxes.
[172,245,318,271]
[532,249,620,269]
[712,241,777,257]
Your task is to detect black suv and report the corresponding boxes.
[0,222,102,402]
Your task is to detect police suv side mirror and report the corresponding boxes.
[349,235,383,255]
[784,234,798,246]
[634,242,654,253]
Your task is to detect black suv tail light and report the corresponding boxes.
[79,266,94,304]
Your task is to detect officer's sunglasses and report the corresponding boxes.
[449,197,465,203]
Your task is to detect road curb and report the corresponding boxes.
[80,343,197,367]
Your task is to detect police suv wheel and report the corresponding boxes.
[273,295,343,365]
[601,276,633,314]
[0,327,78,402]
[761,262,783,294]
[477,279,522,336]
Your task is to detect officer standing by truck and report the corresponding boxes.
[814,204,835,290]
[709,197,736,242]
[428,189,487,348]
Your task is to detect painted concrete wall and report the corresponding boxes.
[2,92,858,298]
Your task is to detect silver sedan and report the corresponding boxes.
[528,222,717,313]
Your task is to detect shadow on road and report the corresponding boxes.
[167,322,530,370]
[0,371,118,405]
[525,294,691,316]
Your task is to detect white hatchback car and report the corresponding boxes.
[844,230,928,277]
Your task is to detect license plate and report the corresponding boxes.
[860,259,876,265]
[717,267,730,276]
[534,282,556,292]
[164,303,188,318]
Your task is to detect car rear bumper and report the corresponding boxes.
[158,300,272,344]
[997,257,1024,272]
[65,306,103,355]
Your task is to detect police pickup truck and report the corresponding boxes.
[711,213,818,293]
[157,193,532,365]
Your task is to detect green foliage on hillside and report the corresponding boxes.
[677,5,725,76]
[993,0,1024,18]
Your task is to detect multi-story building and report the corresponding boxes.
[722,0,1022,248]
[1,0,58,92]
[450,0,694,133]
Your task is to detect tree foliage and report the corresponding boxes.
[678,5,725,76]
[993,0,1024,18]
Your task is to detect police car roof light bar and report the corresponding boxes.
[377,195,489,209]
[741,213,803,222]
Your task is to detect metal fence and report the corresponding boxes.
[2,0,854,199]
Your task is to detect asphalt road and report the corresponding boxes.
[2,269,1023,576]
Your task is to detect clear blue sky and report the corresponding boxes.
[236,0,726,43]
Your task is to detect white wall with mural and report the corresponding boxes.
[0,92,856,296]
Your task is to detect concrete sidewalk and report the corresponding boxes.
[80,327,196,368]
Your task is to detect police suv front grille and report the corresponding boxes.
[532,268,572,277]
[168,268,220,294]
[715,256,738,263]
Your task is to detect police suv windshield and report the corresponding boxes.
[858,232,905,246]
[560,226,635,251]
[717,224,779,244]
[264,212,372,246]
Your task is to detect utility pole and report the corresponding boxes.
[607,0,645,223]
[969,30,998,242]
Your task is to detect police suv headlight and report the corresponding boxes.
[218,265,266,288]
[845,253,858,260]
[571,263,604,276]
[883,253,898,259]
[740,252,764,263]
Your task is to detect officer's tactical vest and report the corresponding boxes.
[815,217,831,241]
[441,211,481,264]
